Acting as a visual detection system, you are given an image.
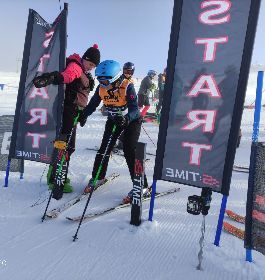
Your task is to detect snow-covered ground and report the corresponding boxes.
[0,71,265,280]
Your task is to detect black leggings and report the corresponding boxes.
[61,104,78,157]
[92,118,149,187]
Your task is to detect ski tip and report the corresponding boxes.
[46,213,58,219]
[223,221,245,240]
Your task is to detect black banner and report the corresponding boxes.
[245,143,265,256]
[9,8,67,164]
[0,115,23,172]
[154,0,261,195]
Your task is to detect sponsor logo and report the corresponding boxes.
[165,167,220,188]
[35,16,51,28]
[132,178,142,206]
[16,150,51,162]
[165,167,201,182]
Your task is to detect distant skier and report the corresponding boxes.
[156,68,166,114]
[33,44,101,196]
[79,60,150,203]
[237,128,242,148]
[137,70,157,117]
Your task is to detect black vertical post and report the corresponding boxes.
[130,142,146,226]
[56,3,68,139]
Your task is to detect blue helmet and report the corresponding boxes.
[95,60,121,86]
[123,62,135,75]
[147,70,157,78]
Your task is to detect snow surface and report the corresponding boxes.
[0,71,265,280]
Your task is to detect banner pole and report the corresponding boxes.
[214,194,228,246]
[20,159,24,179]
[148,180,157,221]
[252,71,263,143]
[245,70,263,262]
[4,158,11,187]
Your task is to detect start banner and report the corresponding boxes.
[154,0,261,195]
[9,8,67,164]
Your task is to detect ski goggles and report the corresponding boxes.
[97,77,111,87]
[97,73,121,88]
[123,69,133,75]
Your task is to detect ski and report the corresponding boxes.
[223,221,245,240]
[145,112,158,118]
[143,117,159,125]
[66,187,181,222]
[225,209,245,224]
[233,165,249,173]
[86,146,156,157]
[233,164,249,170]
[46,173,120,218]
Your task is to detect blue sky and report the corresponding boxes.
[0,0,264,77]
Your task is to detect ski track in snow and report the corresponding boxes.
[0,72,265,279]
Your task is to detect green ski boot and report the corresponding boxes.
[47,165,54,185]
[63,178,73,193]
[48,178,73,193]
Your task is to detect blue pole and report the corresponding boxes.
[148,180,157,221]
[214,195,228,246]
[252,71,263,143]
[246,249,252,262]
[245,71,263,262]
[4,159,11,187]
[20,173,24,179]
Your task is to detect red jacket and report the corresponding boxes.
[61,53,83,83]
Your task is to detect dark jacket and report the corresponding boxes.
[137,76,153,96]
[158,73,165,93]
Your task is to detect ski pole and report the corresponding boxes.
[41,112,80,222]
[73,124,117,241]
[141,124,157,148]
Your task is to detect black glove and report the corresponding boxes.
[113,115,129,128]
[137,116,144,124]
[87,73,95,91]
[33,71,63,88]
[79,111,87,127]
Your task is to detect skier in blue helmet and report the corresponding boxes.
[79,60,150,203]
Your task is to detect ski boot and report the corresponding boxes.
[122,187,152,204]
[48,178,74,193]
[122,189,133,204]
[63,178,74,193]
[46,165,54,185]
[83,178,106,194]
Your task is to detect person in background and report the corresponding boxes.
[156,68,166,115]
[237,128,242,148]
[137,70,157,117]
[79,60,150,203]
[116,62,135,150]
[33,44,100,195]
